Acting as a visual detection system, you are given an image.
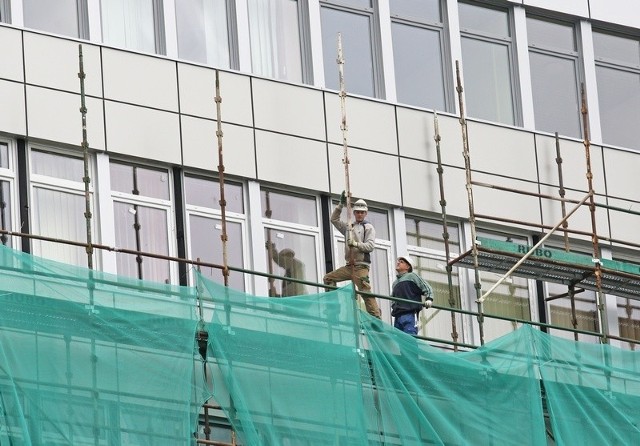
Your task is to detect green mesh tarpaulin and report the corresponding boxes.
[0,246,202,445]
[199,273,640,446]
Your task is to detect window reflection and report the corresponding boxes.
[176,0,231,67]
[23,0,81,38]
[261,189,317,226]
[101,0,158,53]
[265,230,316,296]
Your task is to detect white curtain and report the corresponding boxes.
[101,0,156,53]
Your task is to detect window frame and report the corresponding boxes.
[0,139,17,247]
[22,0,90,39]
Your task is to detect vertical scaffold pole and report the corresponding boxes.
[434,113,459,350]
[580,84,608,344]
[215,69,230,287]
[455,61,485,345]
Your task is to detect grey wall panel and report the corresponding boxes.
[104,101,180,164]
[23,33,102,96]
[252,79,325,141]
[177,65,253,126]
[325,94,398,155]
[26,86,105,150]
[102,49,178,112]
[0,27,24,82]
[256,131,328,192]
[589,0,640,29]
[608,197,640,246]
[602,148,640,201]
[523,0,589,17]
[539,184,609,242]
[0,81,26,136]
[399,158,469,218]
[328,143,401,206]
[535,134,605,193]
[466,122,538,182]
[181,116,256,179]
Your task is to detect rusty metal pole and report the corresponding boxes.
[580,83,608,344]
[455,61,485,345]
[434,113,459,350]
[214,70,229,287]
[78,44,93,271]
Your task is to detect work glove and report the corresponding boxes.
[340,190,347,206]
[424,299,433,309]
[347,239,359,248]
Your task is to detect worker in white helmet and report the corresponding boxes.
[323,191,381,319]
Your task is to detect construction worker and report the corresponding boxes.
[391,255,433,335]
[323,191,381,319]
[266,242,307,297]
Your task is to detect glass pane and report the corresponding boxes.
[184,176,243,213]
[261,190,317,226]
[390,0,440,22]
[264,229,318,295]
[114,202,170,282]
[372,247,391,317]
[529,52,581,138]
[321,7,375,97]
[176,0,230,67]
[0,142,9,169]
[190,215,245,291]
[405,217,459,252]
[0,180,12,246]
[527,17,575,52]
[547,281,599,343]
[338,0,371,8]
[23,0,79,38]
[249,0,303,83]
[31,188,87,266]
[459,2,509,38]
[617,297,640,350]
[110,163,134,194]
[596,66,640,149]
[32,151,84,182]
[366,208,389,240]
[110,163,170,200]
[461,37,515,125]
[392,22,445,110]
[101,0,156,53]
[593,31,640,66]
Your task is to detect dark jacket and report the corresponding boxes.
[391,271,433,317]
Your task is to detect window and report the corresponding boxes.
[611,251,640,350]
[0,1,10,23]
[176,0,233,68]
[527,17,581,138]
[390,0,449,111]
[459,2,517,125]
[0,142,15,247]
[320,0,382,98]
[110,162,174,283]
[248,0,308,84]
[593,30,640,150]
[262,189,321,296]
[184,175,247,291]
[30,150,93,266]
[23,0,88,39]
[405,216,462,343]
[101,0,165,54]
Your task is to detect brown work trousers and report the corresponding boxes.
[323,264,381,319]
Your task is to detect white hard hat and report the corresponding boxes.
[353,199,368,212]
[397,255,414,272]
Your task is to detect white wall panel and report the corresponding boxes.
[523,0,589,17]
[24,33,102,96]
[328,144,400,206]
[535,135,605,193]
[466,122,537,181]
[253,79,325,141]
[26,86,105,150]
[0,27,24,82]
[473,172,541,225]
[325,94,398,155]
[104,101,180,163]
[602,149,640,201]
[399,159,469,218]
[181,116,256,178]
[589,0,640,29]
[256,131,328,191]
[608,197,640,246]
[397,108,464,167]
[102,49,178,111]
[177,65,253,126]
[0,81,26,136]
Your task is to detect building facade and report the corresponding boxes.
[1,0,640,351]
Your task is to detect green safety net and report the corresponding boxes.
[199,274,640,446]
[0,245,204,445]
[1,244,640,445]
